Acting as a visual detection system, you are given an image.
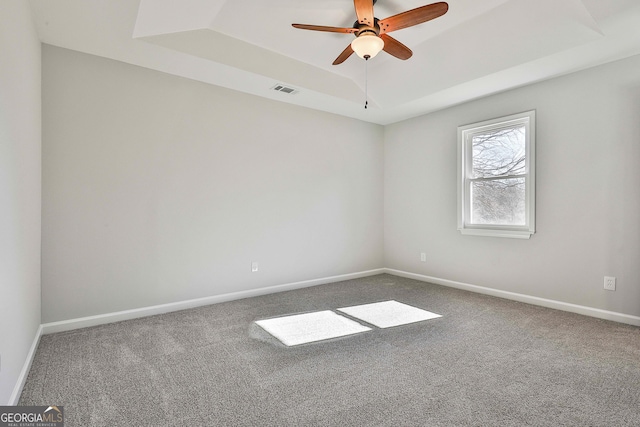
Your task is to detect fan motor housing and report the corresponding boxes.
[353,18,381,37]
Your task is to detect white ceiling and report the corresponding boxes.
[27,0,640,125]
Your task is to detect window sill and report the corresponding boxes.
[458,227,534,239]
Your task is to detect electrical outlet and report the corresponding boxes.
[604,276,616,291]
[420,252,426,262]
[251,262,258,272]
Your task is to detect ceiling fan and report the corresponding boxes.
[292,1,449,65]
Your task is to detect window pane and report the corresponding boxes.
[471,125,525,178]
[470,178,525,225]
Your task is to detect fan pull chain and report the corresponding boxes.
[364,55,369,109]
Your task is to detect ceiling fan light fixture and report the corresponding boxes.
[351,32,384,59]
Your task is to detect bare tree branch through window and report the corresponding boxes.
[470,125,526,225]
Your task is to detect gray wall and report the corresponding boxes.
[384,54,640,317]
[0,1,41,404]
[42,46,384,323]
[37,38,640,326]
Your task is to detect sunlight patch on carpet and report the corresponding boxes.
[255,310,371,346]
[338,300,441,328]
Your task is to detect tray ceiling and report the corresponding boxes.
[28,0,640,124]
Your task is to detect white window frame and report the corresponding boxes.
[457,110,536,239]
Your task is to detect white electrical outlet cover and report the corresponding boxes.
[604,276,616,290]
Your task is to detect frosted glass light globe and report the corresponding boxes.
[351,33,384,59]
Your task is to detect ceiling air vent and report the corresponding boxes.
[271,84,299,95]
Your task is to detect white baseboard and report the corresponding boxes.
[13,267,639,405]
[8,325,43,405]
[38,266,640,334]
[41,268,385,335]
[384,268,640,327]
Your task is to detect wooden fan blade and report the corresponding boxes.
[292,24,357,34]
[354,0,375,27]
[380,34,412,60]
[378,2,448,34]
[333,44,354,65]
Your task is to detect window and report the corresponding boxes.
[457,111,535,239]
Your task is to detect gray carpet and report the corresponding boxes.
[19,274,640,426]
